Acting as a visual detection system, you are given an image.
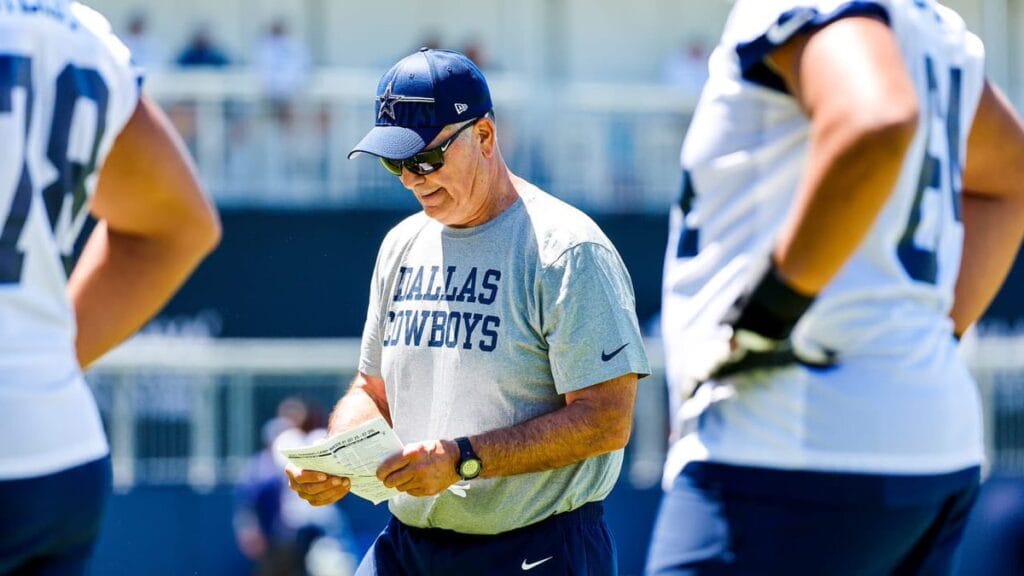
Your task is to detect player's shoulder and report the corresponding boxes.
[70,2,133,64]
[517,181,616,268]
[929,2,985,58]
[724,0,891,44]
[70,2,114,34]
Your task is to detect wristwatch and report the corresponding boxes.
[454,436,483,480]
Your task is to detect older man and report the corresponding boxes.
[287,48,650,575]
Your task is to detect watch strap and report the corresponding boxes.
[454,436,481,478]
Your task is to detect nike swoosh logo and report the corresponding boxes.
[521,556,554,571]
[765,8,817,45]
[601,343,629,362]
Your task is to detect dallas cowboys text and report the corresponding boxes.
[383,266,501,351]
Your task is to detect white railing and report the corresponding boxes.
[144,69,698,213]
[962,329,1024,474]
[88,335,666,490]
[88,333,1024,490]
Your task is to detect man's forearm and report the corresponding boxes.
[327,375,392,434]
[951,193,1024,334]
[470,374,637,478]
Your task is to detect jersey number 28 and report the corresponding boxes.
[0,54,109,285]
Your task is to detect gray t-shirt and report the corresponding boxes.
[359,181,650,534]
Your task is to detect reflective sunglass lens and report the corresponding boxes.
[380,157,403,176]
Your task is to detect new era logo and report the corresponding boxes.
[454,103,469,114]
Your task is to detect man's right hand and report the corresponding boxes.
[285,464,351,507]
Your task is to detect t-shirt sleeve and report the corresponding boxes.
[358,247,387,377]
[729,0,891,92]
[539,242,651,394]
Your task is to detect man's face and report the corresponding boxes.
[398,120,489,228]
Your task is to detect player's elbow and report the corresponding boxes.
[171,187,221,258]
[819,94,919,156]
[194,203,222,256]
[848,100,920,152]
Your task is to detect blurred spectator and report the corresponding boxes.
[176,25,231,68]
[122,12,164,72]
[460,38,491,70]
[254,18,311,128]
[660,38,708,97]
[234,397,356,576]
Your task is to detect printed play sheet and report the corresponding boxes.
[280,417,470,504]
[280,417,403,504]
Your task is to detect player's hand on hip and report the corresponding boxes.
[691,258,838,384]
[377,439,460,498]
[706,326,836,380]
[285,463,351,506]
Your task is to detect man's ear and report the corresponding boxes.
[476,117,497,158]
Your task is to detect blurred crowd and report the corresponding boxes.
[234,397,358,576]
[118,13,507,205]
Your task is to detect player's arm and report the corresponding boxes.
[288,371,391,506]
[698,16,920,379]
[949,81,1024,335]
[69,95,221,369]
[766,15,919,294]
[376,373,638,497]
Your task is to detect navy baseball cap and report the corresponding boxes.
[348,48,492,161]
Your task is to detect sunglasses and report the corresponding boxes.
[379,118,482,176]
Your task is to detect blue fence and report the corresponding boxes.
[92,482,663,576]
[154,207,1024,339]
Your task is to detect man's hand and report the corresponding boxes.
[285,464,351,507]
[377,439,460,497]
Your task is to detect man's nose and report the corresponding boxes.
[400,168,425,188]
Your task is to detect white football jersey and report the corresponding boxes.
[0,2,140,479]
[663,0,987,479]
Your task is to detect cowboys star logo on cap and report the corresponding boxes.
[377,80,435,121]
[351,49,493,161]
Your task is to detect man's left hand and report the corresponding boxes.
[377,439,460,497]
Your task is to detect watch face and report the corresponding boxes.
[459,458,482,479]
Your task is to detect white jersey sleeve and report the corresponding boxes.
[662,0,987,477]
[0,1,142,479]
[725,0,893,92]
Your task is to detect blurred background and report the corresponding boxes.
[79,0,1024,574]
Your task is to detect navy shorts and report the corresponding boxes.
[356,501,616,575]
[0,456,111,576]
[958,474,1024,575]
[646,462,980,576]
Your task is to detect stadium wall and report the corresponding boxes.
[157,208,1024,340]
[157,208,671,338]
